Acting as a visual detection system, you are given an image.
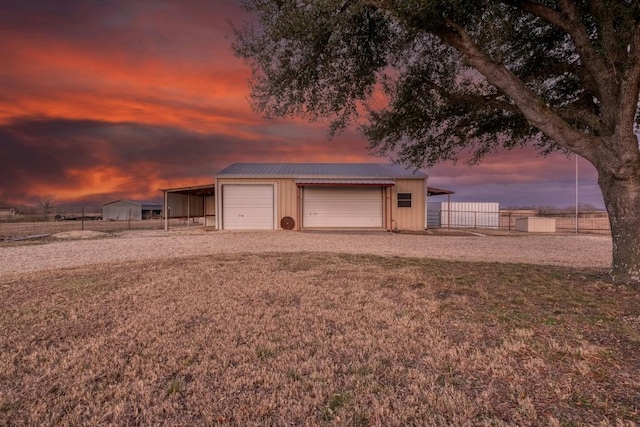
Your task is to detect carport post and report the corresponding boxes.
[187,194,190,228]
[164,190,168,231]
[447,194,451,229]
[296,185,301,231]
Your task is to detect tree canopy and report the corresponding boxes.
[234,0,640,285]
[235,0,639,165]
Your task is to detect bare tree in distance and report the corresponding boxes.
[36,194,56,221]
[233,0,640,286]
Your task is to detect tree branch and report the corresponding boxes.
[519,58,601,103]
[620,22,640,132]
[554,104,604,132]
[504,0,618,119]
[439,18,602,160]
[588,0,624,71]
[419,80,519,115]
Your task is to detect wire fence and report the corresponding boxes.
[501,211,610,233]
[0,206,207,240]
[432,209,610,233]
[1,206,612,239]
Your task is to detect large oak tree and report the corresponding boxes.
[233,0,640,286]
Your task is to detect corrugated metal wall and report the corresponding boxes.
[426,202,442,228]
[205,196,215,226]
[393,179,426,230]
[167,193,205,218]
[102,202,142,221]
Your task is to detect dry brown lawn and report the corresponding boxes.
[1,251,639,426]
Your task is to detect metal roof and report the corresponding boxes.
[295,179,395,186]
[103,200,163,208]
[216,163,427,179]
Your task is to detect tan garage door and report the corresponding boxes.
[222,184,274,230]
[303,187,383,228]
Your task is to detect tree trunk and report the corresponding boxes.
[598,167,640,287]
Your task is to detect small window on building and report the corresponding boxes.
[397,193,412,208]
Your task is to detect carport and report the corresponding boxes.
[161,184,215,231]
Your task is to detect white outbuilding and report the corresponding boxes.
[102,200,163,221]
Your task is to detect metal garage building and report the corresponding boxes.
[102,200,163,221]
[215,163,428,231]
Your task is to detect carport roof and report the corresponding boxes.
[103,200,163,208]
[216,163,427,179]
[427,186,455,196]
[160,184,215,196]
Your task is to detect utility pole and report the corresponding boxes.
[575,154,579,234]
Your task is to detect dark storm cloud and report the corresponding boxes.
[1,119,102,190]
[0,116,373,204]
[0,118,218,202]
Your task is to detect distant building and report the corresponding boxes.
[0,204,18,218]
[102,200,163,221]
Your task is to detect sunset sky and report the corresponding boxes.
[0,0,605,208]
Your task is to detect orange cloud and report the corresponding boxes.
[0,30,256,136]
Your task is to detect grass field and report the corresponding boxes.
[1,252,639,426]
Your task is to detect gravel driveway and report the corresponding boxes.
[0,229,612,276]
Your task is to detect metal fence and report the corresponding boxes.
[0,206,207,240]
[433,209,611,233]
[501,210,610,233]
[1,206,612,239]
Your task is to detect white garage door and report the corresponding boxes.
[222,185,274,230]
[303,187,383,228]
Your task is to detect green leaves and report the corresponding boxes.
[234,0,393,134]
